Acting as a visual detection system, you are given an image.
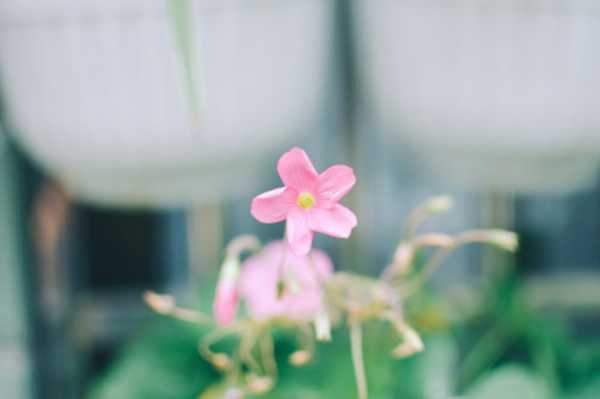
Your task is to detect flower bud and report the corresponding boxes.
[211,353,232,371]
[246,374,273,395]
[223,388,245,399]
[487,230,519,252]
[143,291,175,314]
[289,350,312,367]
[424,195,453,214]
[213,256,240,326]
[392,326,424,359]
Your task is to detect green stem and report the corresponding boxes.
[350,321,368,399]
[167,0,200,122]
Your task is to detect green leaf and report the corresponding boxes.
[465,366,547,399]
[564,378,600,399]
[421,336,456,398]
[89,319,218,399]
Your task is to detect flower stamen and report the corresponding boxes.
[297,192,316,210]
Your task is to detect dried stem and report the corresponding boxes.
[239,330,262,375]
[260,331,278,378]
[404,210,431,239]
[143,291,213,325]
[381,233,453,282]
[350,321,368,399]
[403,196,453,238]
[199,327,241,367]
[398,229,516,297]
[298,322,315,355]
[225,234,261,258]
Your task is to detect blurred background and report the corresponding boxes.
[1,0,600,398]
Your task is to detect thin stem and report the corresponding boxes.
[350,321,368,399]
[170,307,213,324]
[381,233,453,282]
[167,0,200,124]
[299,322,315,355]
[225,234,261,259]
[398,230,513,297]
[239,330,262,375]
[404,208,431,239]
[143,291,213,325]
[260,331,278,378]
[199,326,241,362]
[400,246,454,297]
[403,196,452,239]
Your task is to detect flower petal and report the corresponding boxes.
[277,147,318,191]
[238,242,285,319]
[308,204,357,238]
[317,165,356,203]
[286,208,314,256]
[238,241,332,320]
[251,187,295,223]
[308,249,334,280]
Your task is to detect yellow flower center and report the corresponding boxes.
[297,192,316,210]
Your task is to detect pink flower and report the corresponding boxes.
[238,241,333,321]
[251,147,357,256]
[213,258,240,326]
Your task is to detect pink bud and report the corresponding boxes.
[213,279,239,326]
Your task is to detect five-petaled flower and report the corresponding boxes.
[251,148,357,255]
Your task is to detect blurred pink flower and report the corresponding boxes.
[251,147,357,256]
[238,241,333,320]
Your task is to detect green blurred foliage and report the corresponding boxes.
[89,279,600,399]
[88,320,218,399]
[89,268,600,399]
[90,317,428,399]
[452,274,600,398]
[465,366,547,398]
